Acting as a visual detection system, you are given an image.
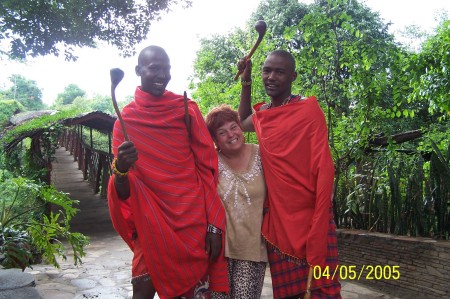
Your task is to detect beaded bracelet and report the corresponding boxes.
[241,80,252,87]
[111,157,128,176]
[207,224,223,234]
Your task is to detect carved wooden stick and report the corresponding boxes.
[234,20,267,80]
[110,68,129,141]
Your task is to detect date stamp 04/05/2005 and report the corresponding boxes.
[313,265,401,280]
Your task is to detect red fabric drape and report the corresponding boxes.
[253,96,335,268]
[108,88,228,298]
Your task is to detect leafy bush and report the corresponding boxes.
[1,107,82,147]
[0,177,89,269]
[0,100,25,128]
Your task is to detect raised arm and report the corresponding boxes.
[237,58,255,132]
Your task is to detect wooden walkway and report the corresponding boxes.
[51,146,114,235]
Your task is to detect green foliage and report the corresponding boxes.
[0,177,89,269]
[59,97,90,112]
[191,32,246,113]
[52,93,128,115]
[1,0,192,60]
[89,95,117,115]
[0,104,113,270]
[4,137,54,183]
[0,227,33,269]
[408,20,450,116]
[250,0,309,50]
[0,99,25,128]
[55,84,86,106]
[81,128,111,153]
[190,1,310,110]
[190,0,450,238]
[191,30,270,115]
[292,0,398,110]
[1,107,82,184]
[1,107,82,148]
[428,139,450,239]
[0,74,45,110]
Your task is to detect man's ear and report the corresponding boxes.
[135,65,141,76]
[291,71,298,82]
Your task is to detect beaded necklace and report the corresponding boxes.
[218,147,263,223]
[267,94,295,109]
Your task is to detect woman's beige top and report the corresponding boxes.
[217,144,268,262]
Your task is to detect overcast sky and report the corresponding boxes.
[1,0,449,105]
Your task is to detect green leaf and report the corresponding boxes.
[403,110,409,117]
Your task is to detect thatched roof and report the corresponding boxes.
[62,111,116,134]
[2,111,117,152]
[9,110,58,126]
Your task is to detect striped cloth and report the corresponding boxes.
[254,96,337,268]
[108,87,228,298]
[267,209,341,298]
[253,96,341,298]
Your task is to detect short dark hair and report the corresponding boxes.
[268,49,296,72]
[205,105,241,139]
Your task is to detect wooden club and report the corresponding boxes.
[110,68,129,141]
[234,20,267,80]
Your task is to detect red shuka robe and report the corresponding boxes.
[107,87,228,298]
[253,96,336,268]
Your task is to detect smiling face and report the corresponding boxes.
[262,51,297,104]
[214,121,245,154]
[135,46,171,96]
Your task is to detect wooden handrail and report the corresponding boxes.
[57,128,113,199]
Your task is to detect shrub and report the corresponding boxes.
[0,177,89,269]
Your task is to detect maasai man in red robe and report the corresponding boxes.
[237,50,341,299]
[107,45,228,299]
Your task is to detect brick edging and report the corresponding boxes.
[336,229,450,298]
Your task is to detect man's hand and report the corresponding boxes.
[237,58,255,132]
[205,232,222,262]
[113,141,137,200]
[238,58,252,81]
[117,141,138,172]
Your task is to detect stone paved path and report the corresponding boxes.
[21,147,402,298]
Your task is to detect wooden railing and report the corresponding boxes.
[58,128,114,199]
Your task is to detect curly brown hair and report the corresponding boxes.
[205,104,241,140]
